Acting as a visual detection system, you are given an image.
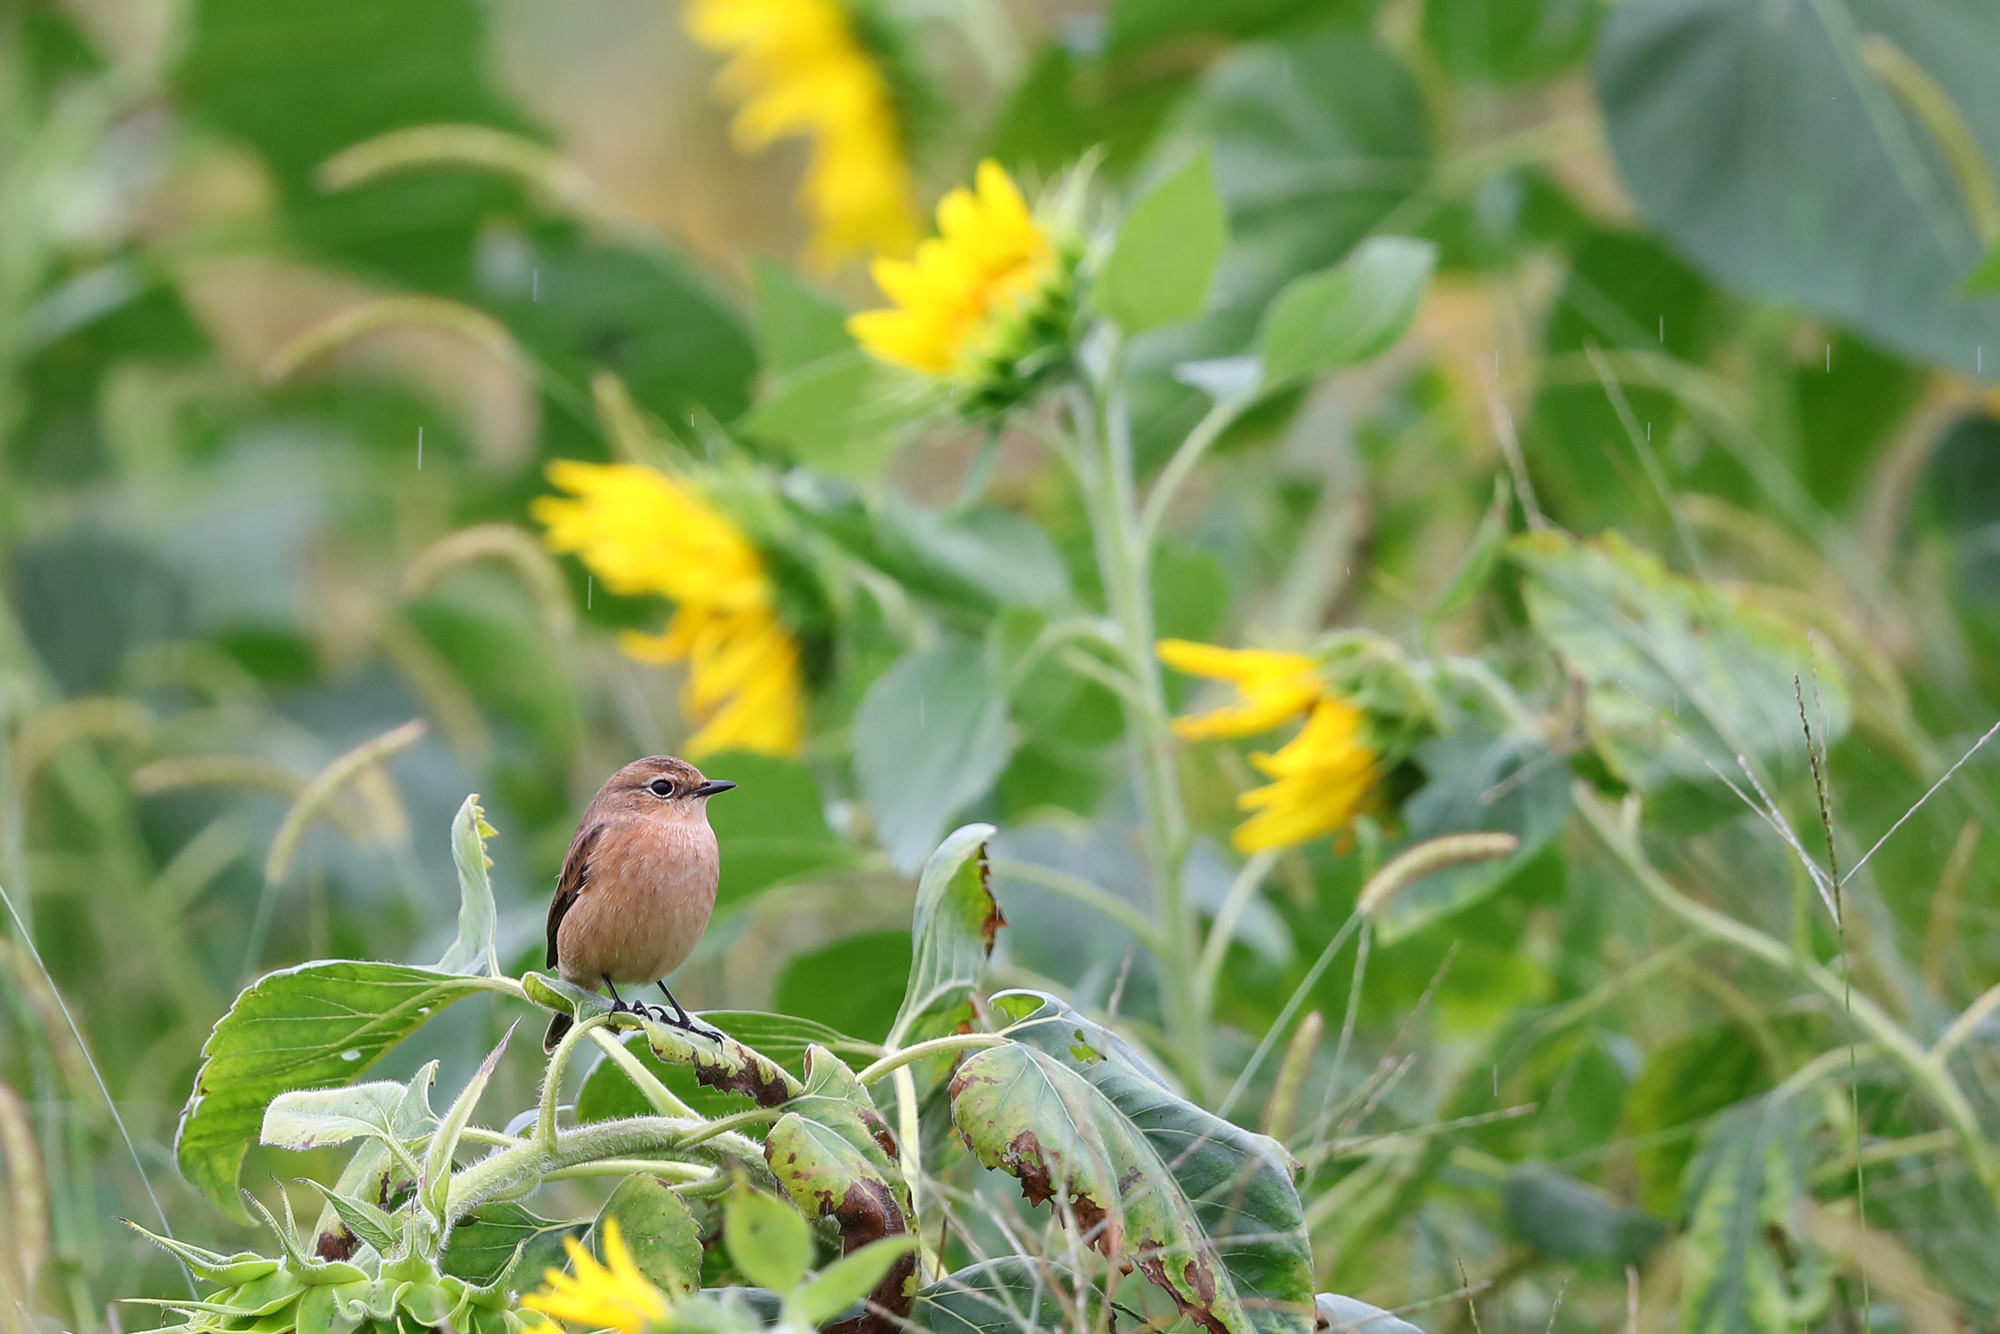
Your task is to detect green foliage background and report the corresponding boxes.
[4,0,2000,1330]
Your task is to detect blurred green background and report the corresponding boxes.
[5,0,2000,1330]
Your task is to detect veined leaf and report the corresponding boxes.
[176,962,505,1219]
[1681,1094,1824,1334]
[577,1013,872,1124]
[435,794,499,976]
[890,823,1002,1047]
[912,1257,1102,1334]
[262,1083,411,1153]
[297,1182,399,1257]
[1512,530,1851,793]
[595,1175,701,1297]
[440,1204,587,1287]
[952,992,1312,1334]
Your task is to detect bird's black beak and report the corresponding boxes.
[691,779,737,798]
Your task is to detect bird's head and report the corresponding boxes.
[596,755,737,824]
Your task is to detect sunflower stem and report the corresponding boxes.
[1069,359,1204,1097]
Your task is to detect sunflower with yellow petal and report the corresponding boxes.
[522,1219,670,1334]
[535,460,807,759]
[849,159,1075,406]
[684,0,919,268]
[1158,639,1382,853]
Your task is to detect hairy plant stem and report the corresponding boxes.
[854,1032,1007,1087]
[1575,784,2000,1208]
[1069,367,1203,1095]
[445,1115,773,1221]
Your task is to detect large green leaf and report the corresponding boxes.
[911,1258,1101,1334]
[952,993,1313,1334]
[774,932,912,1044]
[175,961,504,1218]
[1681,1095,1825,1334]
[890,823,1001,1046]
[1421,0,1597,85]
[853,642,1015,874]
[1098,147,1229,335]
[594,1175,701,1297]
[1597,0,2000,376]
[1512,531,1851,793]
[1502,1165,1665,1265]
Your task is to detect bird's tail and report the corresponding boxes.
[543,1011,573,1053]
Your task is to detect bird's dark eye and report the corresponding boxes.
[648,777,675,797]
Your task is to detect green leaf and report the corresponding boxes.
[1256,237,1436,388]
[440,1204,588,1287]
[304,1063,438,1259]
[1968,238,2000,294]
[911,1258,1102,1334]
[853,641,1015,875]
[1501,1165,1666,1265]
[1681,1095,1826,1334]
[754,261,853,374]
[774,932,912,1045]
[890,823,1001,1046]
[1622,1023,1771,1215]
[1109,0,1363,54]
[176,962,503,1219]
[120,1222,280,1287]
[435,794,499,975]
[799,1236,922,1325]
[703,751,855,908]
[425,1025,514,1222]
[1512,530,1852,793]
[724,1184,813,1293]
[1372,731,1571,943]
[954,992,1313,1334]
[261,1082,411,1153]
[1597,0,2000,376]
[1098,147,1229,334]
[741,352,913,480]
[297,1183,399,1257]
[595,1175,702,1297]
[1421,0,1598,85]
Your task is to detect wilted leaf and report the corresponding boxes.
[435,794,499,975]
[953,992,1313,1334]
[177,962,504,1218]
[891,823,1002,1046]
[577,1013,870,1124]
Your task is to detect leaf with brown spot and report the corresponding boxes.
[951,992,1313,1334]
[890,823,1002,1048]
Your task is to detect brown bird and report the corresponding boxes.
[542,755,737,1052]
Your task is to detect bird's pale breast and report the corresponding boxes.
[556,817,718,988]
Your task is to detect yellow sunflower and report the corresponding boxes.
[848,159,1062,380]
[521,1219,669,1334]
[534,460,806,758]
[1158,639,1380,853]
[684,0,918,267]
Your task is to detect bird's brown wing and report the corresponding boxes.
[546,822,605,970]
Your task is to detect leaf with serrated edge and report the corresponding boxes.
[890,823,1001,1047]
[177,962,499,1220]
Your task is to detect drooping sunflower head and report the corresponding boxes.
[848,159,1078,411]
[684,0,922,268]
[1159,638,1388,854]
[534,460,808,759]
